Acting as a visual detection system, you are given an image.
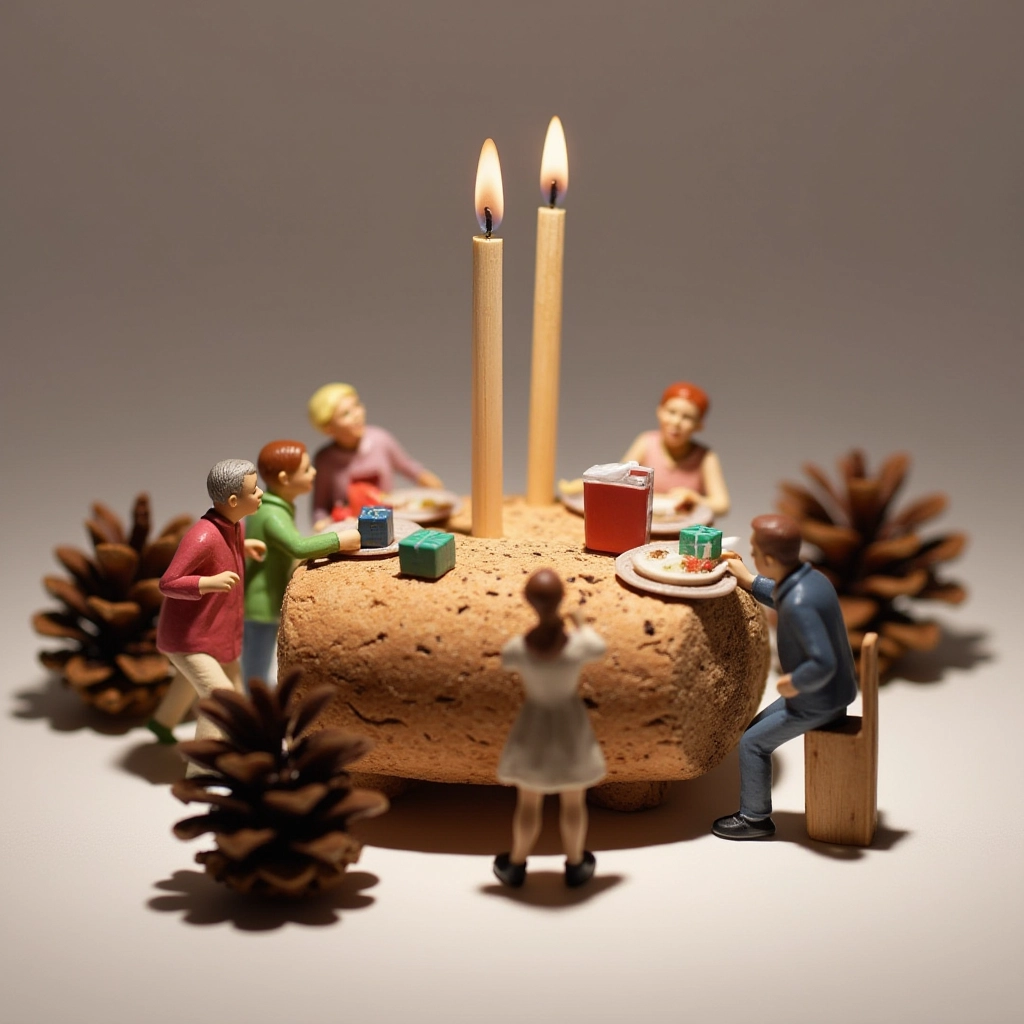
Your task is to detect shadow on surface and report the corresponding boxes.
[480,871,624,908]
[120,739,187,785]
[891,626,991,685]
[770,810,910,859]
[148,869,379,929]
[10,674,139,735]
[356,749,743,856]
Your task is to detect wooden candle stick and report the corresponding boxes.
[472,139,504,538]
[526,116,569,506]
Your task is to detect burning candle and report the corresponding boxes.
[526,116,569,506]
[472,138,504,537]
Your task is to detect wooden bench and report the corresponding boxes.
[804,632,879,846]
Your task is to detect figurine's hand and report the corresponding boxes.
[336,528,362,553]
[417,470,443,489]
[244,539,267,561]
[776,674,799,698]
[199,571,240,594]
[722,553,755,591]
[667,486,701,511]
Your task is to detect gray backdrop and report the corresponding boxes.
[1,4,1021,1023]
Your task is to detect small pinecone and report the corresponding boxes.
[172,672,389,898]
[31,495,192,716]
[776,450,967,678]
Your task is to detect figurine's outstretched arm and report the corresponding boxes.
[699,450,730,517]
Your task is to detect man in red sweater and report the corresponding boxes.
[148,460,266,757]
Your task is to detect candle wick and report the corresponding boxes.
[484,207,493,239]
[548,181,557,208]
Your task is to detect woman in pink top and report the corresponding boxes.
[308,382,444,528]
[621,381,730,517]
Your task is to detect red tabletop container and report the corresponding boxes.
[583,463,654,554]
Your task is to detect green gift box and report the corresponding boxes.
[679,525,723,560]
[398,528,456,579]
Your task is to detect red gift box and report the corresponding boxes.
[583,463,653,554]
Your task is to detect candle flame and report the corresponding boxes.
[474,138,504,234]
[539,116,568,205]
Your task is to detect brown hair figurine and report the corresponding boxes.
[492,569,607,888]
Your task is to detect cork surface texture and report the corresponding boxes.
[278,498,769,786]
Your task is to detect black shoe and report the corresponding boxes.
[493,853,527,888]
[564,851,596,887]
[712,812,776,840]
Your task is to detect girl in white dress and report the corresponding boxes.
[493,569,607,888]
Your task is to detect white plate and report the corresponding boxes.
[558,485,714,536]
[385,488,462,525]
[615,544,737,600]
[321,516,424,559]
[633,545,730,585]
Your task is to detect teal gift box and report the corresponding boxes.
[679,525,723,560]
[398,528,456,579]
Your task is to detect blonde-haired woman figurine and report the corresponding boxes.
[493,569,607,889]
[307,383,443,529]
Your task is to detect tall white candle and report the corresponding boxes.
[526,116,569,506]
[472,139,504,537]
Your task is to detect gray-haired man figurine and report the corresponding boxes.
[713,513,857,839]
[146,460,266,757]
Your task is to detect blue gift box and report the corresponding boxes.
[358,506,394,548]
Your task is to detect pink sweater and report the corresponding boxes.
[639,433,709,494]
[156,510,246,663]
[312,425,425,523]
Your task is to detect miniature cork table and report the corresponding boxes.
[278,498,770,810]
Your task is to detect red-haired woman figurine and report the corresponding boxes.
[493,569,607,889]
[621,381,730,517]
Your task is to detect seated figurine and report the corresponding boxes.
[307,382,443,530]
[561,381,729,519]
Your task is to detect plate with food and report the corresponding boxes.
[614,543,737,600]
[385,488,462,524]
[319,516,423,559]
[633,545,731,585]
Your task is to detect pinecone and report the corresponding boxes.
[776,450,967,678]
[172,672,388,898]
[31,495,192,716]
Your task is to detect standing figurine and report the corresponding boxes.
[308,382,444,529]
[146,461,266,755]
[621,381,730,516]
[713,513,858,839]
[493,569,606,888]
[243,440,361,686]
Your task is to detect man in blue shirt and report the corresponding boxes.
[713,514,858,840]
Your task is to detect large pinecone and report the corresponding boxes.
[172,672,388,898]
[32,495,192,716]
[776,450,967,678]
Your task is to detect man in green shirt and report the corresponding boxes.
[243,440,360,686]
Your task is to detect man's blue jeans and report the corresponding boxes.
[242,619,278,690]
[739,696,847,819]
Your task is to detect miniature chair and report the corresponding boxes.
[804,632,879,846]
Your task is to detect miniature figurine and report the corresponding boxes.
[243,440,361,687]
[493,568,606,888]
[307,382,444,529]
[145,460,266,756]
[621,381,729,516]
[713,513,858,839]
